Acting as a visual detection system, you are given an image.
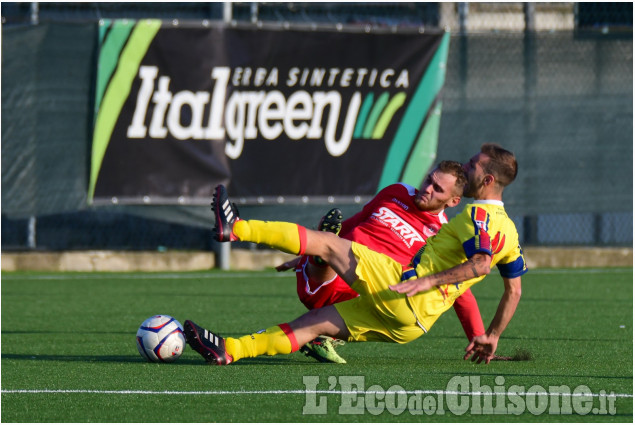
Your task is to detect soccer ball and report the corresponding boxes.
[136,315,186,363]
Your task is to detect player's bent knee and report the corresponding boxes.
[323,233,351,260]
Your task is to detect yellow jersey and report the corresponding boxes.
[403,200,528,331]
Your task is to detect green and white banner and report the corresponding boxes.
[90,20,449,205]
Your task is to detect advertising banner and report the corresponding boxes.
[90,21,449,205]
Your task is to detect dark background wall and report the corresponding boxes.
[2,3,632,250]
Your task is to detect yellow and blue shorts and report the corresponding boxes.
[333,242,425,344]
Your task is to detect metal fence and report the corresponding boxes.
[1,2,632,252]
[3,2,632,31]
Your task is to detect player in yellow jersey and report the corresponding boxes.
[185,143,527,365]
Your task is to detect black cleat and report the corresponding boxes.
[183,320,233,365]
[211,185,240,242]
[314,208,343,265]
[318,208,343,235]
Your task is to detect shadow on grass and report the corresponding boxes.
[426,334,631,343]
[2,353,632,382]
[0,353,321,367]
[1,353,204,365]
[1,330,133,335]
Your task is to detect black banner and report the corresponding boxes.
[90,22,449,205]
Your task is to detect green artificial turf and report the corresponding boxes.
[1,268,632,422]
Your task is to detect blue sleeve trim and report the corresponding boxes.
[401,268,417,282]
[462,238,492,258]
[497,256,528,278]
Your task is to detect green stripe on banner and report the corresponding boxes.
[377,31,450,190]
[95,20,135,117]
[372,92,406,139]
[98,19,111,44]
[88,19,162,202]
[362,92,389,139]
[353,93,374,138]
[400,101,442,186]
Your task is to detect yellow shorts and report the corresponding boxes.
[333,242,425,344]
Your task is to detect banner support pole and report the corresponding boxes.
[216,242,231,271]
[214,2,232,270]
[223,2,232,23]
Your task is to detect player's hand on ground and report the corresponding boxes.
[464,334,499,364]
[275,257,301,272]
[389,277,434,296]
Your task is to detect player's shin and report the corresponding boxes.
[225,324,300,361]
[233,220,307,255]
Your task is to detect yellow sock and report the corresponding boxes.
[233,220,307,255]
[225,324,299,362]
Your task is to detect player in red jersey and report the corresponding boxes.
[277,161,487,363]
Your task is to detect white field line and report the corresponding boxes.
[1,268,632,281]
[1,388,632,398]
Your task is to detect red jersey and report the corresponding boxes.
[296,183,446,309]
[339,183,447,265]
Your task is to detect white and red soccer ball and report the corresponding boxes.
[136,315,186,362]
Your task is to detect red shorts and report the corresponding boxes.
[295,256,359,310]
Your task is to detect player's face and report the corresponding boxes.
[462,153,488,197]
[415,169,460,213]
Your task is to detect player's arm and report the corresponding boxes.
[453,288,486,341]
[275,256,302,272]
[464,275,522,364]
[389,253,492,296]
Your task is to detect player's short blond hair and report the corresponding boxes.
[437,160,467,197]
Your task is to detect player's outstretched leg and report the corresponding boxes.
[302,207,348,364]
[211,185,241,242]
[211,184,309,256]
[184,320,233,365]
[211,185,356,282]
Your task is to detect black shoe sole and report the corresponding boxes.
[212,185,236,242]
[319,208,343,235]
[183,320,228,365]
